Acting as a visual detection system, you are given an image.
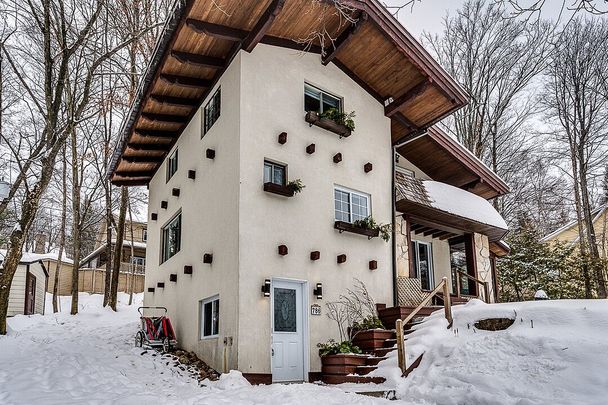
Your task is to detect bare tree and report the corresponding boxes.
[52,147,68,313]
[543,17,608,298]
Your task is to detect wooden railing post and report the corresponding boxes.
[456,272,461,298]
[395,319,406,375]
[484,282,490,304]
[441,277,452,326]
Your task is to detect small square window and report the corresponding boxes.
[203,87,221,135]
[305,83,342,115]
[200,296,219,338]
[264,161,286,186]
[166,149,178,182]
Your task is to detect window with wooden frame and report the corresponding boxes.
[304,83,342,114]
[334,186,370,223]
[264,160,286,186]
[203,87,221,135]
[161,212,181,263]
[411,240,434,290]
[166,149,178,182]
[200,295,219,339]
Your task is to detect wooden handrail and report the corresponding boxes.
[457,270,490,303]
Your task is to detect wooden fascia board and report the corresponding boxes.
[242,0,286,52]
[114,170,155,177]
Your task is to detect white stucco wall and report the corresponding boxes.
[237,44,394,376]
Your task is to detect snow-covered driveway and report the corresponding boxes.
[0,294,391,405]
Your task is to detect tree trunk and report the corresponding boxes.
[103,187,113,307]
[70,126,82,315]
[110,187,128,311]
[52,149,68,313]
[128,198,135,306]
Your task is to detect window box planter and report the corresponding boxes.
[305,111,352,138]
[334,221,379,239]
[263,182,295,197]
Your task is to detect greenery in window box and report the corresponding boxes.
[320,108,356,132]
[287,179,305,194]
[353,216,391,242]
[317,339,362,357]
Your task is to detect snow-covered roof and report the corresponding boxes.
[424,180,508,230]
[80,239,147,265]
[541,205,607,243]
[0,249,55,268]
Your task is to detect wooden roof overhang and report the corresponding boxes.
[397,126,510,200]
[109,0,468,185]
[397,199,508,243]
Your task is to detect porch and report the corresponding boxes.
[395,173,508,306]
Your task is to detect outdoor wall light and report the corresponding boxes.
[313,283,323,300]
[261,279,271,297]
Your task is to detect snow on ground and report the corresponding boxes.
[0,293,391,405]
[373,299,608,405]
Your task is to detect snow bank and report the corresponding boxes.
[373,299,608,405]
[424,180,508,229]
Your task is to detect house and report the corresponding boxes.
[78,217,148,294]
[542,205,608,257]
[0,250,48,316]
[37,252,73,297]
[108,0,509,384]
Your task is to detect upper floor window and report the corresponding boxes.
[334,187,370,223]
[203,87,221,135]
[305,83,342,114]
[264,160,286,186]
[142,229,148,242]
[166,149,178,182]
[200,295,219,338]
[161,212,181,263]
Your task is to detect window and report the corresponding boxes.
[161,213,181,263]
[131,256,146,266]
[305,83,342,114]
[450,239,469,295]
[142,229,148,242]
[200,296,219,338]
[411,240,434,290]
[203,87,221,135]
[264,161,286,186]
[166,149,178,182]
[334,187,370,223]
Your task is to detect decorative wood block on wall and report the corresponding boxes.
[369,260,378,270]
[278,132,287,144]
[161,200,168,209]
[333,153,342,164]
[148,288,155,293]
[184,265,193,275]
[206,148,215,159]
[278,245,288,256]
[151,213,158,220]
[337,254,347,264]
[170,274,178,282]
[188,170,196,179]
[203,253,213,264]
[172,188,180,197]
[364,162,373,173]
[157,282,165,288]
[310,251,320,261]
[306,143,316,154]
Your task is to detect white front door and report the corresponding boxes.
[271,280,305,382]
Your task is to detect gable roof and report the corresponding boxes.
[541,205,608,243]
[109,0,467,185]
[397,126,509,199]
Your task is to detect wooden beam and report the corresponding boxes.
[150,94,198,108]
[410,224,423,231]
[112,178,151,187]
[432,230,451,239]
[122,155,165,164]
[134,129,178,139]
[439,233,455,241]
[127,142,172,151]
[260,36,322,54]
[170,51,224,69]
[186,19,247,41]
[322,12,366,66]
[393,112,418,132]
[242,0,285,52]
[114,170,155,177]
[141,112,188,124]
[423,228,439,237]
[385,80,431,117]
[159,74,213,89]
[415,226,432,235]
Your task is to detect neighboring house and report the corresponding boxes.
[38,252,74,297]
[542,205,608,257]
[0,250,48,316]
[108,0,509,384]
[78,218,148,294]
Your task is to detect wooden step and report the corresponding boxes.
[322,365,359,375]
[365,356,387,366]
[322,375,386,385]
[383,338,396,348]
[371,347,395,357]
[378,306,442,328]
[355,365,377,375]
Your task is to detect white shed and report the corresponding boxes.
[0,250,48,316]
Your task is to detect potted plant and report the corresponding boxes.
[305,108,356,137]
[287,179,305,194]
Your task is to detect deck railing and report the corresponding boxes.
[456,270,490,303]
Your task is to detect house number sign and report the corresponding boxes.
[311,304,322,316]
